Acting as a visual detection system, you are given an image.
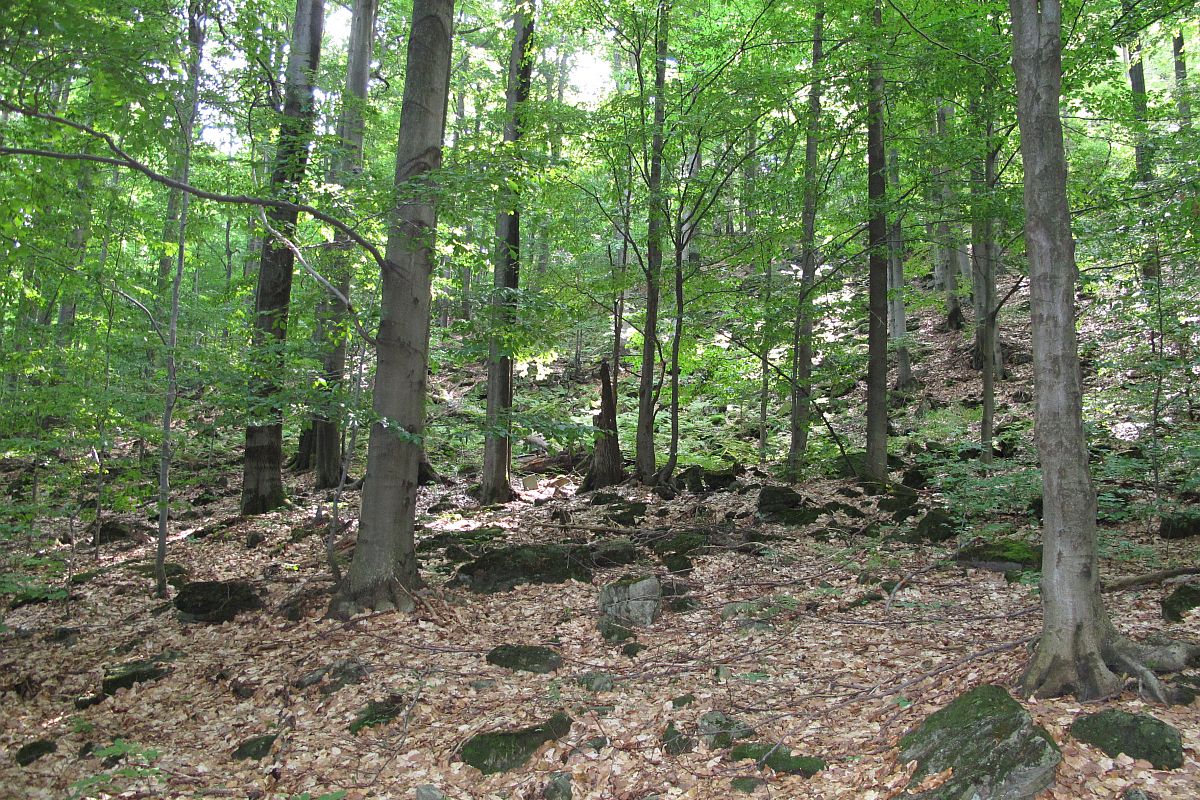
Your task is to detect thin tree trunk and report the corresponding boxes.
[787,0,823,481]
[972,113,999,464]
[635,0,669,484]
[1175,31,1191,127]
[886,147,911,390]
[864,0,889,485]
[481,10,534,504]
[241,0,324,515]
[936,105,964,330]
[329,0,454,618]
[581,359,624,491]
[309,0,378,490]
[156,1,205,598]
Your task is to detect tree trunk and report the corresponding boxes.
[480,10,534,504]
[970,108,1000,464]
[309,0,378,490]
[864,0,889,485]
[886,147,911,390]
[936,105,965,330]
[1175,31,1191,127]
[241,0,324,515]
[1010,0,1178,701]
[581,359,624,491]
[329,0,454,618]
[156,1,205,598]
[786,0,823,481]
[635,0,669,484]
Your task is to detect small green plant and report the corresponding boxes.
[70,716,94,735]
[69,740,162,799]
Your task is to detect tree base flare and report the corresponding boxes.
[327,577,417,620]
[1022,633,1200,703]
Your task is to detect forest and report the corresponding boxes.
[1,0,1199,797]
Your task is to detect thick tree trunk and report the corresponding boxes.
[329,0,454,618]
[241,0,324,515]
[786,0,823,481]
[886,148,911,390]
[581,359,624,491]
[1008,0,1196,701]
[864,0,889,485]
[635,1,669,484]
[480,10,534,504]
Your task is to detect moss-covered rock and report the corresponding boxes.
[756,486,820,526]
[349,695,406,735]
[543,772,572,800]
[1159,511,1200,540]
[1070,710,1183,770]
[598,575,662,627]
[486,644,562,674]
[127,561,188,587]
[698,711,755,749]
[662,722,696,755]
[906,509,956,543]
[1162,583,1200,623]
[622,642,647,657]
[174,580,261,623]
[231,733,277,760]
[459,712,572,774]
[15,739,56,766]
[589,537,639,567]
[102,658,170,696]
[678,464,742,494]
[672,693,696,708]
[898,684,1060,800]
[646,530,709,557]
[603,501,648,527]
[955,540,1042,572]
[455,544,594,593]
[577,671,615,692]
[662,553,694,574]
[728,742,825,777]
[731,776,765,793]
[597,615,635,643]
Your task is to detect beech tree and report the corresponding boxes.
[330,0,455,618]
[1010,0,1198,700]
[241,0,325,515]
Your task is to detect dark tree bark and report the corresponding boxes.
[1010,0,1199,700]
[635,0,669,484]
[480,10,535,504]
[241,0,324,515]
[581,359,624,492]
[329,0,454,618]
[864,0,889,485]
[936,104,965,330]
[786,0,823,480]
[1175,31,1192,127]
[969,107,1001,464]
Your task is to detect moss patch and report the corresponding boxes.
[15,739,57,766]
[459,712,572,774]
[1162,583,1200,623]
[485,644,562,674]
[728,742,825,777]
[349,695,406,735]
[955,539,1042,571]
[231,733,277,760]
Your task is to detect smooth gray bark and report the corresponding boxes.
[865,0,889,484]
[330,0,455,617]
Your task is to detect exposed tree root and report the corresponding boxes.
[1024,631,1200,703]
[1102,566,1200,593]
[326,576,417,621]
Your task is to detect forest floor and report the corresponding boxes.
[3,306,1200,800]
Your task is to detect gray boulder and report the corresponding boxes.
[599,575,662,627]
[898,684,1060,800]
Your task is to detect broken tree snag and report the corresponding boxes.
[582,359,624,492]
